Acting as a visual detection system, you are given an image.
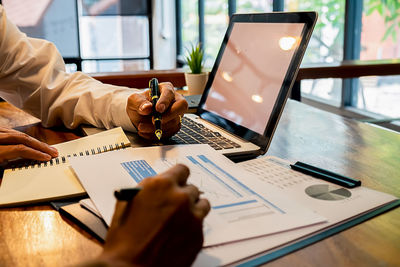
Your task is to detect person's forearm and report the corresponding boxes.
[0,5,137,132]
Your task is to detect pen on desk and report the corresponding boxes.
[290,161,361,188]
[114,187,142,201]
[149,78,162,140]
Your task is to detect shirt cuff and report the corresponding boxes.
[110,90,138,133]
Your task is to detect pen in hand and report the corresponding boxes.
[114,187,142,201]
[149,78,162,140]
[113,187,142,225]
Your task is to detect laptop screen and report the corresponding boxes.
[197,12,317,154]
[203,22,305,135]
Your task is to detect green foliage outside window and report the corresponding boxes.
[364,0,400,41]
[291,0,345,64]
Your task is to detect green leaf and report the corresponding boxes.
[392,30,397,42]
[185,43,204,74]
[377,3,384,15]
[382,23,395,41]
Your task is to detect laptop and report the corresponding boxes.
[170,12,317,161]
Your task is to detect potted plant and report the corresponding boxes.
[184,44,208,95]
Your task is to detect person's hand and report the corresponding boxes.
[98,164,210,267]
[126,82,188,140]
[0,127,58,164]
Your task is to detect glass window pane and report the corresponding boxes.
[79,16,149,59]
[82,59,150,73]
[356,75,400,118]
[236,0,273,13]
[181,1,199,55]
[286,0,345,64]
[204,0,229,68]
[3,0,79,58]
[287,0,345,106]
[301,78,342,107]
[361,1,400,60]
[80,0,148,16]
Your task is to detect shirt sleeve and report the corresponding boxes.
[0,5,137,132]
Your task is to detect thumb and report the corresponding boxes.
[127,91,153,116]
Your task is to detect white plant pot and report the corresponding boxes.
[184,72,209,95]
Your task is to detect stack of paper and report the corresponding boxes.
[69,145,398,266]
[70,144,326,247]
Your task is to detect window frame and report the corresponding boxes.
[342,0,363,107]
[0,0,154,71]
[175,0,368,109]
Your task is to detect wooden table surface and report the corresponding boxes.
[0,100,399,267]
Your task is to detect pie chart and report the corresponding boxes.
[305,184,351,201]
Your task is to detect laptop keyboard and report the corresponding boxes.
[169,117,241,151]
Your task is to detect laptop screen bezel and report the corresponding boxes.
[196,12,317,155]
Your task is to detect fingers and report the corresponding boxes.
[137,115,181,140]
[160,93,187,124]
[156,83,175,113]
[194,199,211,219]
[139,115,181,134]
[181,183,210,219]
[0,145,53,163]
[126,86,187,139]
[3,134,58,157]
[161,164,210,219]
[161,164,190,186]
[0,128,58,161]
[181,184,200,203]
[128,90,153,115]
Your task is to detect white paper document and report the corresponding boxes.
[193,156,399,266]
[70,145,326,247]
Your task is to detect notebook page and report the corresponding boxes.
[0,127,130,207]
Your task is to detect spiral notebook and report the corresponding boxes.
[0,127,130,207]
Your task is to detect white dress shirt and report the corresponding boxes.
[0,5,137,132]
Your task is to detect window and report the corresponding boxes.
[236,0,273,13]
[286,0,345,106]
[3,0,79,58]
[204,0,229,66]
[2,0,152,73]
[176,0,400,120]
[357,0,400,117]
[361,0,400,61]
[180,1,199,60]
[179,0,276,68]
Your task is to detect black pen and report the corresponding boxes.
[290,161,361,188]
[149,78,162,140]
[114,187,142,201]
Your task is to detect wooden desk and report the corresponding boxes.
[0,100,399,267]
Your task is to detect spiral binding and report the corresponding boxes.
[10,142,129,171]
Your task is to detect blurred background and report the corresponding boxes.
[2,0,399,125]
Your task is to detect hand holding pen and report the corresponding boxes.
[102,165,210,266]
[126,81,188,140]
